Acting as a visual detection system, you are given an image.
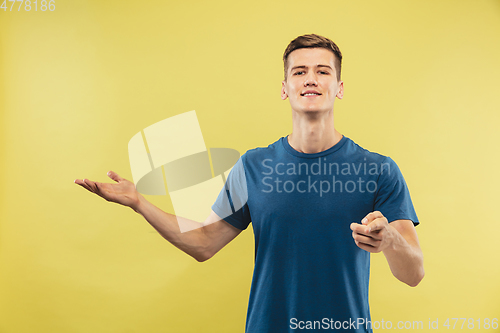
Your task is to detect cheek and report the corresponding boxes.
[327,84,339,96]
[286,86,299,98]
[287,80,302,93]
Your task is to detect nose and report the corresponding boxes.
[304,72,318,86]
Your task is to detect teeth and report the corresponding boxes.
[303,93,319,96]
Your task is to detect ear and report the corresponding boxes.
[336,80,344,99]
[281,80,288,100]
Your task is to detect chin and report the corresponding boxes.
[299,108,329,114]
[290,102,333,114]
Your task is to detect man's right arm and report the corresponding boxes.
[133,195,242,262]
[75,171,242,262]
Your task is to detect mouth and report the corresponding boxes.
[300,91,322,97]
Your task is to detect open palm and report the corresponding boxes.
[74,171,140,209]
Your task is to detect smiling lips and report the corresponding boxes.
[300,90,322,97]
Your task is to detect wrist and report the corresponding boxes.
[383,225,404,253]
[130,193,145,213]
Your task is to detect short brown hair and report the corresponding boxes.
[283,34,342,81]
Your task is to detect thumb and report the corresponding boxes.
[107,170,123,183]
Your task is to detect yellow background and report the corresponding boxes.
[1,0,499,332]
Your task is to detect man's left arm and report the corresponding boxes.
[350,211,424,287]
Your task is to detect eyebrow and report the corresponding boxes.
[290,64,333,71]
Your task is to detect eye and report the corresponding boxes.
[293,71,305,75]
[319,71,330,75]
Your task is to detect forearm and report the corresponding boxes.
[383,230,424,287]
[132,194,210,261]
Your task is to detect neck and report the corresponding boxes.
[288,110,342,154]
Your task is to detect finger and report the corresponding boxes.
[74,179,87,187]
[365,229,383,241]
[94,182,102,195]
[361,210,384,225]
[76,180,94,193]
[352,231,381,246]
[351,223,365,234]
[351,225,376,238]
[354,240,379,253]
[353,233,378,247]
[352,222,369,234]
[365,216,388,233]
[77,179,95,193]
[107,170,123,183]
[353,231,382,250]
[94,182,107,196]
[352,228,378,241]
[83,179,100,193]
[367,221,381,233]
[82,179,94,192]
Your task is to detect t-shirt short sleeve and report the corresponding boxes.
[211,156,252,230]
[374,157,419,226]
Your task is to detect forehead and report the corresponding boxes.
[287,48,336,70]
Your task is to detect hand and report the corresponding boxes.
[74,171,140,210]
[350,211,397,253]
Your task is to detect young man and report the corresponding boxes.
[75,34,424,333]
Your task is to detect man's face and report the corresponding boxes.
[281,48,343,114]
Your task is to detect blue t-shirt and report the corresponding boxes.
[212,136,418,333]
